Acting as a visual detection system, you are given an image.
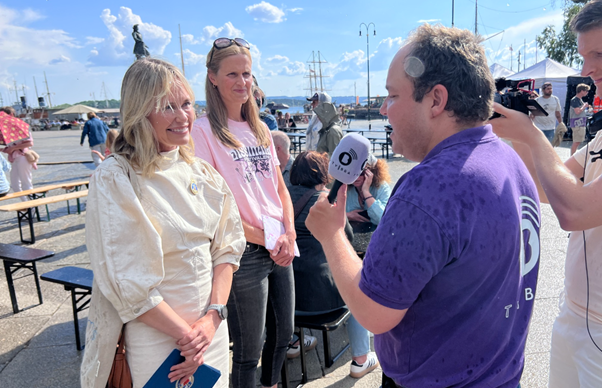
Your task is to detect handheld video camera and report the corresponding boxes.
[493,79,548,118]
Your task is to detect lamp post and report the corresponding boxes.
[359,22,376,130]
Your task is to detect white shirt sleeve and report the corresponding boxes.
[86,163,165,323]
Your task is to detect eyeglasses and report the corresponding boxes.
[209,38,250,64]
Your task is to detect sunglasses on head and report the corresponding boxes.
[209,37,250,64]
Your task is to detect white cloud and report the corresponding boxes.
[181,22,244,46]
[22,9,45,23]
[332,37,403,81]
[88,7,172,66]
[266,55,289,64]
[49,55,71,65]
[86,37,105,45]
[0,5,80,68]
[417,19,440,23]
[245,2,286,23]
[484,9,564,67]
[176,49,206,66]
[279,61,305,76]
[288,8,303,14]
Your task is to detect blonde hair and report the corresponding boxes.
[105,129,119,153]
[205,44,270,149]
[113,58,195,176]
[87,112,97,119]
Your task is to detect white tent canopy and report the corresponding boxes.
[508,58,580,113]
[489,63,515,79]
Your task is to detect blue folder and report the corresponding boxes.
[143,349,221,388]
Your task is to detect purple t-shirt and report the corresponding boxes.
[359,125,540,387]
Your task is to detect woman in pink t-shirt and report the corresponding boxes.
[191,38,296,388]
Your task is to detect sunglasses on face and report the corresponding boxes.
[209,37,250,64]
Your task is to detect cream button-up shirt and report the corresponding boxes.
[81,149,244,388]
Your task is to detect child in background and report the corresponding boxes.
[0,153,10,197]
[91,129,119,162]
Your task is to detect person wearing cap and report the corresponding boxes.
[532,82,562,144]
[306,92,332,151]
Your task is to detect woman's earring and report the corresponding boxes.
[212,84,217,89]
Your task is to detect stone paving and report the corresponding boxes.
[0,121,572,387]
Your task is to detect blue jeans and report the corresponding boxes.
[227,243,295,387]
[542,129,554,143]
[296,309,371,358]
[347,314,371,357]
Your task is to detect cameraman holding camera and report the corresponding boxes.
[491,2,602,386]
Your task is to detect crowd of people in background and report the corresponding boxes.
[4,3,602,387]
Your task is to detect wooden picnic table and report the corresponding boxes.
[0,190,89,244]
[0,179,90,222]
[286,132,306,155]
[344,129,393,158]
[0,179,90,202]
[0,243,54,313]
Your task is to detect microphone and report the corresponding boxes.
[327,134,371,204]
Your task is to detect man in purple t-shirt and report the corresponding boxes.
[306,24,540,388]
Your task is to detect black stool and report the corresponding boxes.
[294,307,351,384]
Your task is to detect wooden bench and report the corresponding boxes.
[0,180,89,221]
[0,243,54,313]
[41,266,93,351]
[0,190,88,244]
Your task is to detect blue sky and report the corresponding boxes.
[0,0,565,106]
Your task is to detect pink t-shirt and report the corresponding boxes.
[191,115,283,230]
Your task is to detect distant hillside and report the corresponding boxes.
[53,99,121,110]
[195,95,358,107]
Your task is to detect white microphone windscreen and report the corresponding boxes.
[328,134,371,185]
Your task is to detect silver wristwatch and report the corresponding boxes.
[207,304,228,320]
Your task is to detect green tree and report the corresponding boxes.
[537,3,584,67]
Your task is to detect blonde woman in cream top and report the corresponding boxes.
[81,58,245,388]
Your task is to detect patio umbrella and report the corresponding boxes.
[0,111,30,146]
[53,104,100,115]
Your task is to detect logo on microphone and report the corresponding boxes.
[339,148,358,166]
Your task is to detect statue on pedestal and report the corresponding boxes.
[132,24,150,60]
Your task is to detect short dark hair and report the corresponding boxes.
[290,151,330,187]
[571,0,602,33]
[405,24,494,127]
[577,83,591,94]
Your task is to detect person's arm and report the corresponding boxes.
[306,185,407,334]
[555,102,562,124]
[86,167,200,383]
[91,150,105,161]
[176,166,244,364]
[175,263,234,357]
[574,105,588,115]
[491,103,602,231]
[80,123,88,145]
[365,183,391,225]
[270,167,296,266]
[326,127,342,156]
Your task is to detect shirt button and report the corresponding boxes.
[133,308,140,314]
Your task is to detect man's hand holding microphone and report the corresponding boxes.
[306,134,371,242]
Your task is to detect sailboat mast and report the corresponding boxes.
[33,76,40,107]
[318,51,324,92]
[179,24,186,76]
[44,71,53,108]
